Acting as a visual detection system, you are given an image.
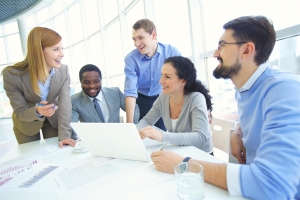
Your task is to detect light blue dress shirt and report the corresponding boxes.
[124,42,180,98]
[36,68,55,116]
[38,68,55,102]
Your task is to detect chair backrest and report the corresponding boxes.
[210,117,233,153]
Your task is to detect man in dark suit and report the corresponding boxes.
[71,64,139,136]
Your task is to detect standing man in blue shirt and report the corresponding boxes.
[124,19,181,130]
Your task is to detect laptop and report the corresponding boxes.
[70,123,165,162]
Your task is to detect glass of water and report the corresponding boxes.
[174,162,204,200]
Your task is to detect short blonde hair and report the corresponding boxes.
[4,27,62,95]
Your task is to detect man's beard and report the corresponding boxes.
[213,58,241,79]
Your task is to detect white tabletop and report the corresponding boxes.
[0,138,246,199]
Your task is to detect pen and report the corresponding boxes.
[158,142,169,151]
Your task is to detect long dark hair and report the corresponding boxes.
[164,56,213,112]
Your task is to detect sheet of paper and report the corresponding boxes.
[81,162,175,199]
[0,162,68,199]
[51,158,142,198]
[0,157,42,187]
[87,154,115,167]
[0,143,71,168]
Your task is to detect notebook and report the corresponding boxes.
[70,123,165,162]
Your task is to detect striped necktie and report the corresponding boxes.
[93,98,105,122]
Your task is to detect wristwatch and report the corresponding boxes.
[179,157,191,173]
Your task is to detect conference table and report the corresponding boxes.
[0,137,246,199]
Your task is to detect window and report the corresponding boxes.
[84,0,100,36]
[0,38,7,64]
[6,34,23,63]
[52,0,64,16]
[72,42,86,90]
[202,0,300,51]
[26,15,35,30]
[125,0,145,53]
[106,21,124,76]
[153,0,191,56]
[69,3,83,44]
[124,0,133,8]
[103,0,118,24]
[54,14,69,47]
[88,33,106,77]
[269,35,300,75]
[37,7,49,24]
[5,21,18,35]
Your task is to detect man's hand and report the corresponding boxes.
[59,138,76,148]
[230,125,246,164]
[151,150,184,174]
[36,101,58,117]
[139,126,163,141]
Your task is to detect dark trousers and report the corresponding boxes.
[137,93,166,131]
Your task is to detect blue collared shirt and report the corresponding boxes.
[124,42,180,98]
[38,68,55,101]
[36,68,55,116]
[237,63,268,92]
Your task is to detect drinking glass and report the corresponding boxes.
[174,162,204,200]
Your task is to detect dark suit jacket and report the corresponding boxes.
[71,87,139,124]
[2,64,72,141]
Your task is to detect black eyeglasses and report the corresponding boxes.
[217,41,248,51]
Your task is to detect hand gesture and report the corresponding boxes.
[36,101,58,117]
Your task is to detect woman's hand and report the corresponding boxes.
[59,138,76,148]
[138,126,163,141]
[36,101,58,117]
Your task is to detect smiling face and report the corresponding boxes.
[213,29,243,79]
[160,63,186,95]
[42,40,64,71]
[81,71,102,97]
[132,28,157,57]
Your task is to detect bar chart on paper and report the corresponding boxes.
[19,166,59,187]
[0,160,38,186]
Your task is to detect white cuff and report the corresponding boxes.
[227,163,243,196]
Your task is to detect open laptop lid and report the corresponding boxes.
[70,123,150,162]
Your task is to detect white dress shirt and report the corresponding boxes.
[88,90,110,122]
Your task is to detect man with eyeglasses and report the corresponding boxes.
[150,16,300,199]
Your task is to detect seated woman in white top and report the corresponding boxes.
[137,56,213,153]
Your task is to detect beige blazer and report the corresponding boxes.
[2,64,72,140]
